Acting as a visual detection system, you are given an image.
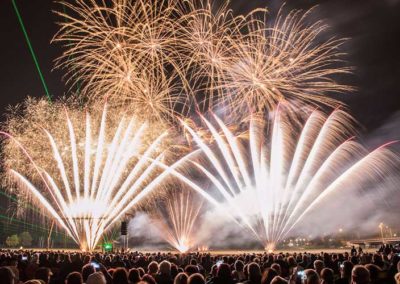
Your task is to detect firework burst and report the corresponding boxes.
[54,0,188,122]
[160,106,398,250]
[176,0,248,108]
[1,99,185,251]
[214,7,352,114]
[54,0,351,120]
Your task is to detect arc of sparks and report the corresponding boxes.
[173,109,398,250]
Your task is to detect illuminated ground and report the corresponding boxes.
[10,247,376,254]
[139,248,376,254]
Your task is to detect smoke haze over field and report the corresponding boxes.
[129,172,400,250]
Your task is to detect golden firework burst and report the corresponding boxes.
[54,1,352,121]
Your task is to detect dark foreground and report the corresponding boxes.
[0,244,399,284]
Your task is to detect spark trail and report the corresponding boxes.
[149,189,203,252]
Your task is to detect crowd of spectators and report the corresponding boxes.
[0,244,399,284]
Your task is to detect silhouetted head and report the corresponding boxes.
[261,268,278,284]
[87,272,106,284]
[188,273,205,284]
[148,261,159,274]
[351,265,370,284]
[365,263,381,282]
[174,272,188,284]
[66,271,83,284]
[217,263,231,280]
[113,267,129,284]
[185,265,199,276]
[159,260,172,275]
[142,274,156,284]
[320,268,334,284]
[35,267,52,284]
[287,256,297,267]
[128,268,141,283]
[270,276,288,284]
[235,260,244,272]
[82,263,95,282]
[248,262,261,283]
[313,260,324,274]
[271,263,281,276]
[304,269,320,284]
[0,267,15,284]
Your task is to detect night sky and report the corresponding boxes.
[0,0,399,134]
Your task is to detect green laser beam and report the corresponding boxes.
[0,206,72,240]
[0,213,70,238]
[0,189,46,215]
[12,0,52,101]
[0,214,69,237]
[0,190,71,238]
